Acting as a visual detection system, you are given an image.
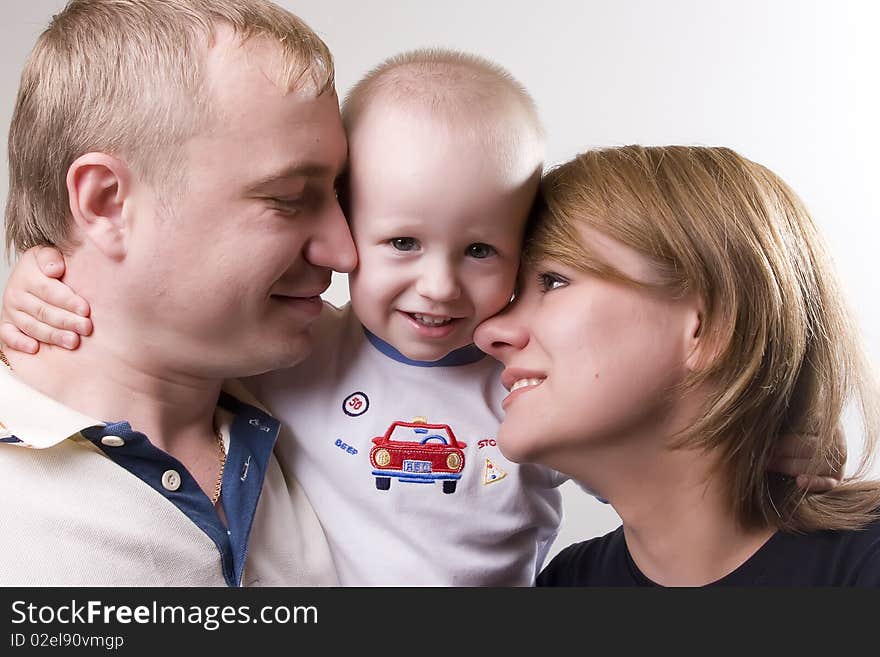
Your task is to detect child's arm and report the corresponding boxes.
[0,245,92,352]
[768,429,846,493]
[1,249,847,493]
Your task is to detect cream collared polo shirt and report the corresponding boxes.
[0,367,337,586]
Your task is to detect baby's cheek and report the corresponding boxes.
[476,284,518,324]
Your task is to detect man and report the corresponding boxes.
[0,0,355,585]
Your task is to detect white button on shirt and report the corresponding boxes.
[161,470,181,491]
[100,435,125,447]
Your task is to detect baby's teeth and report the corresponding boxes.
[413,313,452,326]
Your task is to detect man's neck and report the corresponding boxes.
[5,342,224,456]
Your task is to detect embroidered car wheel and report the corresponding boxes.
[376,477,391,491]
[442,480,457,494]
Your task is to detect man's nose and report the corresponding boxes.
[306,199,357,274]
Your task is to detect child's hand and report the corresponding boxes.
[768,430,847,493]
[0,246,92,353]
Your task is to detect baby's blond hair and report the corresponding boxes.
[342,48,544,171]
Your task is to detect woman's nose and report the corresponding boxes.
[474,303,530,360]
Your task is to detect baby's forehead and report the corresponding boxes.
[346,95,527,154]
[346,103,542,201]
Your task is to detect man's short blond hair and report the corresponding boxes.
[341,48,544,170]
[5,0,335,254]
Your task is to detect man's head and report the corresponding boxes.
[340,49,544,362]
[5,0,356,377]
[6,0,335,253]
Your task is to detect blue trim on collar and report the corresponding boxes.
[215,391,279,586]
[79,392,279,587]
[364,329,486,367]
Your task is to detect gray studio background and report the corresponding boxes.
[2,1,878,561]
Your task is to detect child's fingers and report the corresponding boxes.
[773,433,820,459]
[767,455,811,479]
[18,291,91,336]
[774,432,846,474]
[769,452,843,490]
[7,309,81,350]
[796,474,840,493]
[34,245,67,279]
[31,277,90,318]
[0,321,39,354]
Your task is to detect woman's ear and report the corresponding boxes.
[684,300,718,374]
[66,153,133,260]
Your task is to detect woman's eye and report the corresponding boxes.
[390,237,419,251]
[466,243,497,259]
[537,272,568,292]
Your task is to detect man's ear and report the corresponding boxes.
[66,153,133,260]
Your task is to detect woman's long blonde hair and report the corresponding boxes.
[528,145,880,532]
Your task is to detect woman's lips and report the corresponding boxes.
[500,371,546,410]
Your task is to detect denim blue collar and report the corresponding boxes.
[79,391,278,587]
[364,329,486,367]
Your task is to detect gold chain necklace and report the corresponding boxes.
[211,427,226,506]
[2,343,227,505]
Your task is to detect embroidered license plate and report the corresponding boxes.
[403,460,432,474]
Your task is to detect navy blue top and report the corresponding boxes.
[538,516,880,587]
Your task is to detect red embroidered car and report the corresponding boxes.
[369,418,467,494]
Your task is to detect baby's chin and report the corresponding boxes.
[395,337,474,363]
[376,328,475,363]
[364,318,478,363]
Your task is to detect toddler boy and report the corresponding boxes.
[247,50,563,585]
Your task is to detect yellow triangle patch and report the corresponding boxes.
[483,457,508,485]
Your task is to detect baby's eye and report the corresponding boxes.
[537,272,568,292]
[466,243,497,259]
[390,237,420,252]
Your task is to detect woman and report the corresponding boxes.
[474,145,880,586]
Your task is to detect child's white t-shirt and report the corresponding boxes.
[245,303,564,586]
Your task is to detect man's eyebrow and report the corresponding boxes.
[245,163,339,192]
